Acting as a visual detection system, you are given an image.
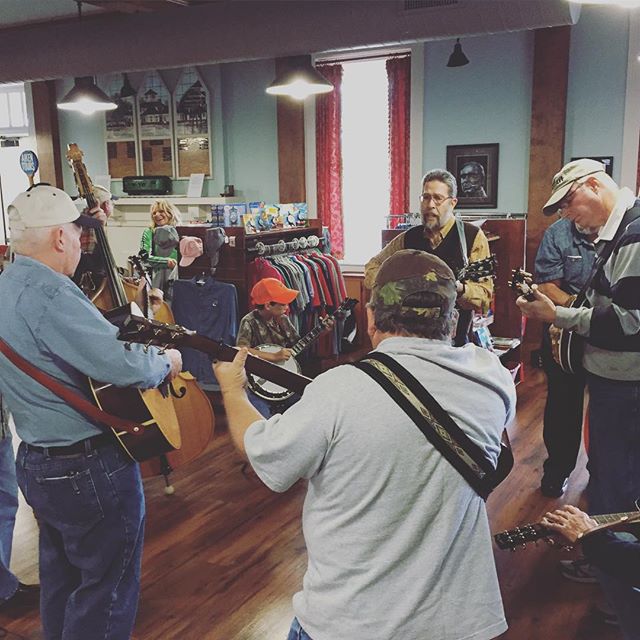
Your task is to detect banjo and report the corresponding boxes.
[248,298,358,402]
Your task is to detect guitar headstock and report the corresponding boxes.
[458,255,497,283]
[509,267,535,301]
[66,142,96,206]
[118,314,193,350]
[494,522,556,551]
[338,298,358,316]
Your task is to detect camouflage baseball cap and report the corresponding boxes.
[370,249,456,320]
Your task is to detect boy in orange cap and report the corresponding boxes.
[237,278,301,364]
[236,278,301,415]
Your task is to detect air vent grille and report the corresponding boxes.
[404,0,458,10]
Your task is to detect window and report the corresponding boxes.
[341,59,390,265]
[0,83,29,137]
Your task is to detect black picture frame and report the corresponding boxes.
[570,156,614,177]
[446,143,499,209]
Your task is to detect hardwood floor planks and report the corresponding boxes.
[1,369,622,639]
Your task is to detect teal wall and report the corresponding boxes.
[565,6,629,183]
[57,59,279,202]
[220,59,279,203]
[55,6,632,216]
[422,30,534,214]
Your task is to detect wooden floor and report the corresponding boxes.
[1,369,621,639]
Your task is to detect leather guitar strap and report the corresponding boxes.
[351,350,503,500]
[0,338,143,436]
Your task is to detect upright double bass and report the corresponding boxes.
[66,143,214,491]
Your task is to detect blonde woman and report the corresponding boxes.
[140,199,182,297]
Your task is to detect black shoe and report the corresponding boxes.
[0,582,40,613]
[540,474,569,498]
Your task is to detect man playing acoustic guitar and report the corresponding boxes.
[0,185,182,640]
[517,158,640,640]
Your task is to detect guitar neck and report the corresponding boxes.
[592,511,640,526]
[494,510,640,550]
[182,333,313,395]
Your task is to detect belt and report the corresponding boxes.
[25,432,115,457]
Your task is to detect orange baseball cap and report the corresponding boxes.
[251,278,298,305]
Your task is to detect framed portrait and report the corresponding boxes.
[570,156,613,177]
[446,143,499,208]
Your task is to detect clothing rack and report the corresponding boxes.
[176,222,324,315]
[247,235,324,256]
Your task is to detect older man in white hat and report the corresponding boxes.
[517,158,640,638]
[0,184,181,639]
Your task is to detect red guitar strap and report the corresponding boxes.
[0,338,143,436]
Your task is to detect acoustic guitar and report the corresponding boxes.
[248,298,358,402]
[494,509,640,551]
[509,268,584,375]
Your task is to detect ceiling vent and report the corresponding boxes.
[404,0,458,9]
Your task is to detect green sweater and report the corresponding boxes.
[140,227,178,269]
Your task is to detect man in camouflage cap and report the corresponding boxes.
[214,248,516,640]
[368,249,457,340]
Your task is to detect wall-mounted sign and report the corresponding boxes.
[19,150,39,186]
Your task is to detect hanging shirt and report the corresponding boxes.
[172,277,238,385]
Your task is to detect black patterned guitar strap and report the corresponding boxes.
[351,350,498,500]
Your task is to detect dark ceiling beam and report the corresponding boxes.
[0,1,580,84]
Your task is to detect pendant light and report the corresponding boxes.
[266,55,333,101]
[57,77,117,115]
[447,39,470,68]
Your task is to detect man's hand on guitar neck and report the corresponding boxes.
[541,505,599,543]
[164,349,183,384]
[516,284,557,324]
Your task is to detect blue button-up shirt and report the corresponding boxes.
[0,256,171,446]
[534,218,596,294]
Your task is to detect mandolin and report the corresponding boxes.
[509,267,585,375]
[494,510,640,551]
[248,298,358,402]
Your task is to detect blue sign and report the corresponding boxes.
[19,150,39,176]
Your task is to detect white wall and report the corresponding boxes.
[0,83,37,244]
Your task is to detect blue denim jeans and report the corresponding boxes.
[586,373,640,640]
[286,618,313,640]
[16,439,145,640]
[0,433,19,600]
[586,373,640,514]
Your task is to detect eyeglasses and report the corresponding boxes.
[420,193,452,206]
[556,181,584,215]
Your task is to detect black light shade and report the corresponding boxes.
[57,76,117,114]
[120,73,136,98]
[447,39,470,68]
[266,55,333,100]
